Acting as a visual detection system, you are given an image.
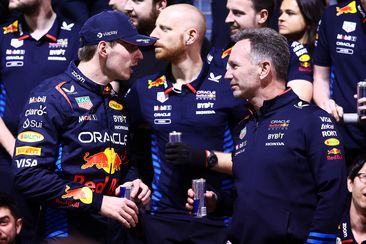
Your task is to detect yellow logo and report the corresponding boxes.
[299,54,310,62]
[109,100,123,110]
[3,20,18,34]
[336,1,356,16]
[17,131,44,143]
[324,138,340,146]
[15,146,41,156]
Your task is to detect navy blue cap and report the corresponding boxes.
[79,10,155,47]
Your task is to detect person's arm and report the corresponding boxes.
[287,79,313,102]
[313,65,343,121]
[305,110,347,243]
[0,118,15,157]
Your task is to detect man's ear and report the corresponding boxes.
[256,9,269,26]
[16,218,23,235]
[97,41,108,58]
[156,0,167,14]
[258,60,271,80]
[347,177,353,193]
[184,28,198,45]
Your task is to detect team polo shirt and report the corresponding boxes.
[336,210,361,244]
[0,15,80,136]
[208,40,312,87]
[125,62,247,224]
[313,0,366,150]
[229,90,347,243]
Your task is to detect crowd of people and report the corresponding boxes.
[0,0,365,243]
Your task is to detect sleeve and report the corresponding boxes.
[312,9,332,67]
[12,85,103,212]
[287,41,313,82]
[305,110,348,243]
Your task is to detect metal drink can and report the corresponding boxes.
[119,186,132,200]
[357,81,366,117]
[169,131,182,143]
[192,178,207,217]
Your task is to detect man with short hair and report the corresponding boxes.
[125,4,247,243]
[0,192,22,244]
[187,28,347,243]
[12,10,154,242]
[337,154,366,243]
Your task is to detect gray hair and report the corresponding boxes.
[233,28,290,82]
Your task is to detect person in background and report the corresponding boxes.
[0,192,22,244]
[313,0,366,166]
[12,10,154,242]
[0,0,81,242]
[337,154,366,244]
[278,0,325,102]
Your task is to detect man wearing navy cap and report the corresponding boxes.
[12,10,154,242]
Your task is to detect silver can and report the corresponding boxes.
[169,131,182,143]
[357,81,366,117]
[119,186,132,200]
[192,178,206,218]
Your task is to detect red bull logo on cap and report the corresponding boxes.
[336,1,357,16]
[61,185,93,204]
[81,148,123,174]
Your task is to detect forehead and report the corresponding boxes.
[280,0,300,10]
[359,162,366,173]
[0,207,12,218]
[227,0,254,11]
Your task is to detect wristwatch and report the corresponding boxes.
[207,150,218,169]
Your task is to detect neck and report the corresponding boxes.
[24,3,56,40]
[249,80,286,111]
[350,202,366,233]
[171,50,203,86]
[78,61,110,86]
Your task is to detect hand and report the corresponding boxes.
[185,188,217,214]
[116,179,151,205]
[357,96,366,120]
[165,142,207,168]
[321,99,343,122]
[100,195,138,228]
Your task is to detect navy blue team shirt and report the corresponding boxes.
[313,0,366,150]
[0,15,80,139]
[125,61,247,225]
[229,89,347,243]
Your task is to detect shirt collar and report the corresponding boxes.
[66,62,112,96]
[258,88,295,116]
[163,61,209,95]
[17,14,62,42]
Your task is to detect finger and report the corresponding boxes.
[130,181,140,199]
[124,199,139,213]
[116,210,131,228]
[137,184,149,200]
[187,188,195,198]
[119,209,137,227]
[337,105,343,119]
[140,189,151,204]
[187,196,194,205]
[185,202,193,211]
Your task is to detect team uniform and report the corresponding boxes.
[125,61,247,243]
[313,0,366,161]
[229,89,347,243]
[12,62,135,242]
[0,14,80,242]
[209,40,313,87]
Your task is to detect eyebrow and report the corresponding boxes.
[0,216,10,221]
